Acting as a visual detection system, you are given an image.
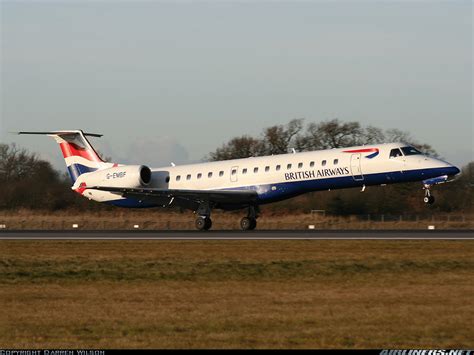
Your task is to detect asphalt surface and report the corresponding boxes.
[0,230,472,240]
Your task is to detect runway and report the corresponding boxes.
[0,230,472,240]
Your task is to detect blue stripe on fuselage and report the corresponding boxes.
[251,166,459,204]
[106,198,157,208]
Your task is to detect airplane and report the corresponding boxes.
[18,130,460,230]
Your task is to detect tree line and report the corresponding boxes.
[0,119,472,214]
[0,144,94,211]
[207,118,471,214]
[207,118,437,161]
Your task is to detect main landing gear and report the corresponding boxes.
[240,217,257,231]
[195,201,213,231]
[193,203,260,231]
[240,206,259,231]
[423,184,435,205]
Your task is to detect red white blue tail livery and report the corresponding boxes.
[21,130,116,182]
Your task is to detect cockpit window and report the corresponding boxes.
[401,146,422,156]
[389,148,403,158]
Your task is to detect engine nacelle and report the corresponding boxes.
[78,165,152,188]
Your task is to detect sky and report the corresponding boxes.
[1,0,472,171]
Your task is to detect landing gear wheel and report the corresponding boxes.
[240,217,257,231]
[196,216,212,231]
[204,217,212,230]
[250,218,257,230]
[195,217,205,230]
[423,191,435,205]
[423,195,435,204]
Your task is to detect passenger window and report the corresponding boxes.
[197,173,202,179]
[176,175,181,181]
[186,174,191,180]
[219,171,224,177]
[310,161,315,167]
[287,163,292,170]
[298,162,303,169]
[322,160,326,166]
[208,172,212,178]
[276,165,281,171]
[254,167,258,173]
[231,169,237,175]
[390,148,403,158]
[265,166,270,172]
[334,159,338,165]
[166,176,170,183]
[242,168,247,174]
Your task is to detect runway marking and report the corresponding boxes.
[1,238,472,240]
[1,230,472,240]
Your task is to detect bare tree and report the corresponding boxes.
[385,128,412,143]
[207,118,305,160]
[261,118,305,154]
[385,129,438,157]
[208,136,264,161]
[0,143,73,210]
[362,126,386,144]
[297,119,364,150]
[0,143,39,182]
[207,118,438,161]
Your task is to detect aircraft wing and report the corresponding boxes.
[88,186,258,207]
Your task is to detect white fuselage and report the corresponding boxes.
[80,142,459,208]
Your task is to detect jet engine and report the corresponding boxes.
[79,165,152,188]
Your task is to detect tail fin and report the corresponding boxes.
[18,130,115,183]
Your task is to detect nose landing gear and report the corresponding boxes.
[423,185,435,205]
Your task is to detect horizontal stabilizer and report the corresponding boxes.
[17,130,103,138]
[15,129,113,183]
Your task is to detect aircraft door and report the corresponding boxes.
[350,154,364,181]
[230,166,238,182]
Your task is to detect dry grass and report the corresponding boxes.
[1,240,473,348]
[1,209,473,230]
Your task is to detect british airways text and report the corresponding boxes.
[284,167,350,181]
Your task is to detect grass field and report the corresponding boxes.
[1,209,473,230]
[1,239,473,348]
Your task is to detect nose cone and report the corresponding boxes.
[450,165,461,176]
[445,165,461,177]
[433,157,461,177]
